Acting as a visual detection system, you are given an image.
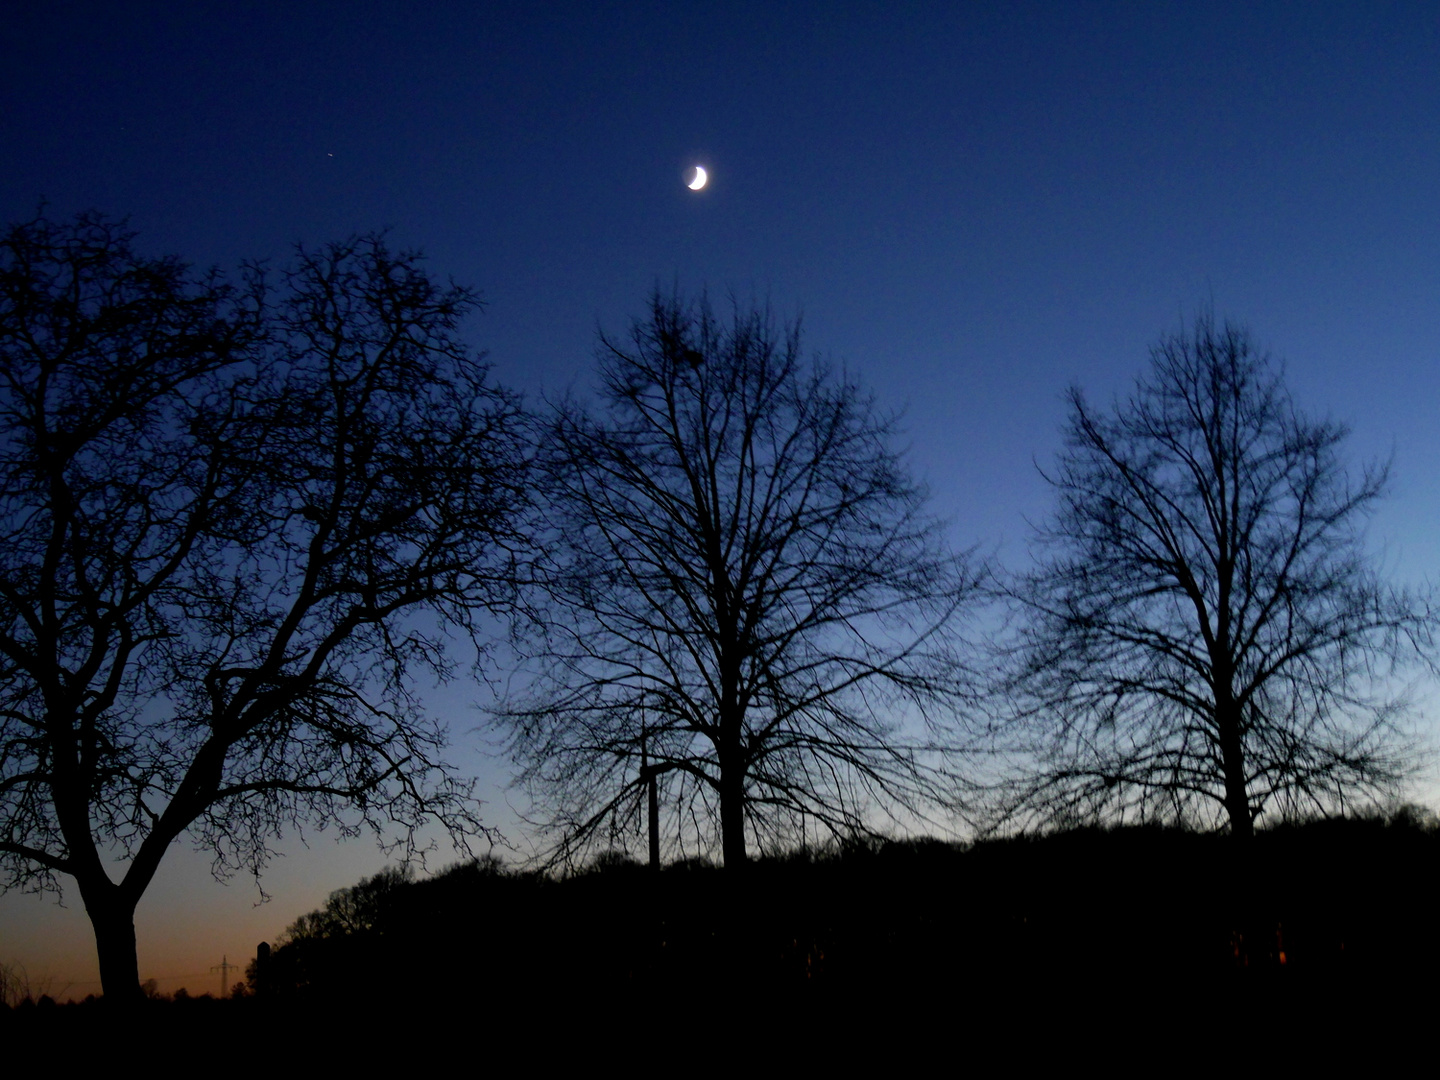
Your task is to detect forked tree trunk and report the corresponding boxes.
[64,795,148,1003]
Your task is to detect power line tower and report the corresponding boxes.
[211,955,240,998]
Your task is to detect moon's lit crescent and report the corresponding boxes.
[687,166,708,190]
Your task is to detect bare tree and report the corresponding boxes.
[1005,313,1432,840]
[0,959,47,1008]
[502,292,978,868]
[0,212,529,1001]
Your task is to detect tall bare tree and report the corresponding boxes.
[1006,313,1432,840]
[0,213,529,1001]
[503,292,978,867]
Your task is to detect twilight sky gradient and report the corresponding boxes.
[4,1,1439,998]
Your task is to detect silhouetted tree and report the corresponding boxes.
[503,292,979,867]
[1005,313,1432,839]
[280,865,415,944]
[0,212,530,1002]
[0,960,42,1009]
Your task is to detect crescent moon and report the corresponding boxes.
[687,166,708,191]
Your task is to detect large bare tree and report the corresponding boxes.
[503,292,978,867]
[0,213,529,1000]
[1006,313,1432,840]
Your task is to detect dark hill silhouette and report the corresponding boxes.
[7,811,1435,1057]
[251,809,1437,1010]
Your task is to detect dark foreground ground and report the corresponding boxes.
[7,815,1437,1062]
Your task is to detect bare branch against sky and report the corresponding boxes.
[500,291,984,868]
[1002,313,1435,839]
[0,212,530,999]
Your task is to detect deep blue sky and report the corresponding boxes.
[4,1,1439,996]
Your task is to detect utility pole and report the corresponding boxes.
[211,955,239,998]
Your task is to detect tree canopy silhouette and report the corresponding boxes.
[0,212,529,1001]
[1005,313,1432,839]
[503,292,979,867]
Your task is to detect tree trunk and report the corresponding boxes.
[720,777,747,868]
[1226,791,1254,842]
[717,669,748,869]
[718,733,748,869]
[57,767,148,1004]
[647,768,660,871]
[641,727,659,870]
[1216,694,1253,844]
[86,893,143,1004]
